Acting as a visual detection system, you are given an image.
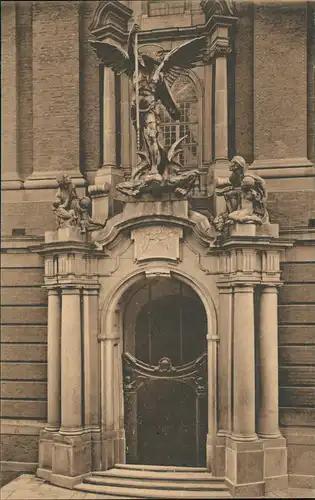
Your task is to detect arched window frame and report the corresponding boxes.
[159,69,204,171]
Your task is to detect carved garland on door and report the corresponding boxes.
[123,351,207,397]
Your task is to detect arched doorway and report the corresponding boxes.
[122,277,208,467]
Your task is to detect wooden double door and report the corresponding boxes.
[123,289,208,467]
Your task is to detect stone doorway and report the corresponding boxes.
[122,277,208,467]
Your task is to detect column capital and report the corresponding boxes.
[233,283,255,293]
[82,286,100,296]
[217,283,234,293]
[260,284,281,293]
[60,286,82,295]
[46,287,60,295]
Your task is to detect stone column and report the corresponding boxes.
[101,338,115,469]
[214,54,229,165]
[83,288,100,429]
[1,2,23,190]
[217,285,233,435]
[102,66,116,168]
[232,285,257,441]
[204,63,214,196]
[59,287,83,434]
[46,288,61,432]
[83,287,101,470]
[207,333,218,472]
[120,73,131,179]
[91,66,122,218]
[258,285,281,438]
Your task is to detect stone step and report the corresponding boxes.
[75,482,231,499]
[84,475,229,491]
[95,468,217,482]
[114,463,208,473]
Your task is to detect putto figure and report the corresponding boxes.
[52,174,103,233]
[90,24,207,197]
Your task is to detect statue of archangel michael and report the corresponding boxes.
[90,24,207,197]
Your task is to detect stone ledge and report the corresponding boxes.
[1,420,45,436]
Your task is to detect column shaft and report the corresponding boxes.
[83,289,100,429]
[203,63,213,165]
[46,288,61,431]
[258,286,281,438]
[120,73,131,178]
[218,286,233,434]
[60,287,82,434]
[215,56,228,162]
[103,66,116,167]
[233,285,257,441]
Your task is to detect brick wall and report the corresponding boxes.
[279,231,315,485]
[0,239,48,423]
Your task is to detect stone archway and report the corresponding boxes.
[122,276,208,467]
[99,266,218,472]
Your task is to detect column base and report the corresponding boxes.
[38,430,92,480]
[221,435,288,497]
[37,469,90,489]
[262,436,288,493]
[101,429,125,470]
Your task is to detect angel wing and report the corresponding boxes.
[156,78,181,121]
[152,36,207,84]
[89,40,133,76]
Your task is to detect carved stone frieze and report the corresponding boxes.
[132,226,182,263]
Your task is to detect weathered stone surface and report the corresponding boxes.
[279,305,315,324]
[279,325,315,345]
[279,346,315,366]
[1,381,47,400]
[1,344,47,362]
[1,326,47,343]
[1,269,44,287]
[279,284,315,304]
[1,435,39,462]
[1,362,47,381]
[1,306,47,325]
[1,287,47,306]
[1,401,47,420]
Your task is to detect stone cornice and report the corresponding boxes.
[88,1,237,46]
[201,0,237,19]
[91,200,216,251]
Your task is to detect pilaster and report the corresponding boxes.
[25,1,85,189]
[37,226,101,485]
[1,2,23,190]
[250,0,314,191]
[88,1,132,222]
[201,1,238,214]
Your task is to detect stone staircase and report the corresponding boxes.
[74,464,231,498]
